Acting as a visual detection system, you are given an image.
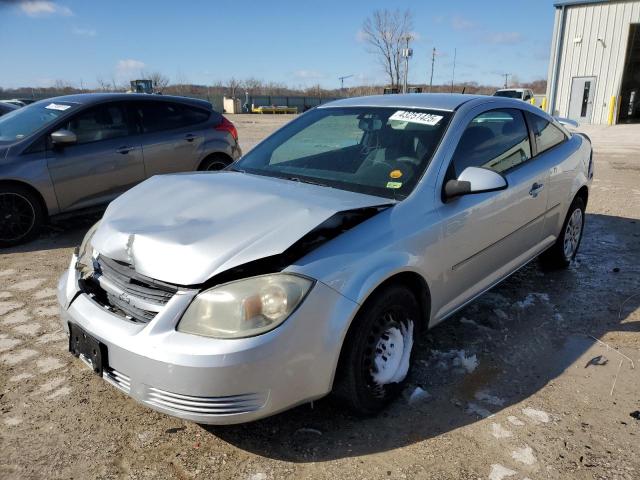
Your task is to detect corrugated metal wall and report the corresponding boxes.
[547,0,640,124]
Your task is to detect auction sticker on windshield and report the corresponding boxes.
[389,110,443,126]
[45,103,71,111]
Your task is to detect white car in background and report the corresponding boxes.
[494,88,535,102]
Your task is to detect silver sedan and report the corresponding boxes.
[58,94,592,424]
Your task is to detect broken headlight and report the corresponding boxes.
[76,221,100,275]
[177,274,314,339]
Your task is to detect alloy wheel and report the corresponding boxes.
[0,192,36,242]
[563,208,583,260]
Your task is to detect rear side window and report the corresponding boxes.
[526,113,566,154]
[135,102,209,133]
[65,103,129,144]
[451,108,532,176]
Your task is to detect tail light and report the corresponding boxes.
[215,116,238,141]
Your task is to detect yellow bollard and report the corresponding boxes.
[607,96,616,126]
[541,97,547,111]
[530,98,536,105]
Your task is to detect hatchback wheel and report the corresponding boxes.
[540,196,585,269]
[334,284,419,415]
[199,154,231,171]
[0,186,44,248]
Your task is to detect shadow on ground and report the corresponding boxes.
[206,212,640,461]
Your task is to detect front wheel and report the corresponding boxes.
[540,197,585,269]
[333,284,419,415]
[199,154,232,171]
[0,186,44,248]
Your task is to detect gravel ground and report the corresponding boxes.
[0,115,639,480]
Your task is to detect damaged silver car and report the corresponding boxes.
[58,94,592,424]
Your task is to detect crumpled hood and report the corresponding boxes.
[92,171,389,285]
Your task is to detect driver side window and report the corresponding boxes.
[65,103,129,145]
[451,109,531,177]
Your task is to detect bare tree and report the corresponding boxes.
[361,9,414,88]
[145,71,170,92]
[226,77,243,98]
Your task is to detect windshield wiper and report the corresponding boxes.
[285,176,330,188]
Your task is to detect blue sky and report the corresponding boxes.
[1,0,559,89]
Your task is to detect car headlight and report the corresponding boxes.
[76,221,100,274]
[177,274,314,339]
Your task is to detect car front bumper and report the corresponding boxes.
[57,256,359,424]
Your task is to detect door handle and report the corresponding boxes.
[185,134,195,142]
[529,182,544,198]
[116,146,133,154]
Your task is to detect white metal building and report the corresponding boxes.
[546,0,640,124]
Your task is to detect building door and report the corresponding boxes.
[619,23,640,124]
[568,76,596,123]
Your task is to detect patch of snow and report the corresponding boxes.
[511,445,537,465]
[475,390,505,406]
[507,415,525,426]
[522,407,550,423]
[0,269,16,277]
[371,320,413,385]
[453,350,478,373]
[47,386,72,399]
[493,308,509,320]
[0,291,12,299]
[515,293,550,309]
[489,464,517,480]
[248,474,267,480]
[490,422,512,439]
[34,305,59,317]
[4,417,22,426]
[466,402,493,418]
[406,386,431,404]
[295,427,322,436]
[36,376,67,395]
[36,331,67,344]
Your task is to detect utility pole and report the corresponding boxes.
[429,47,436,93]
[503,73,511,89]
[450,48,457,93]
[338,74,353,91]
[401,35,413,94]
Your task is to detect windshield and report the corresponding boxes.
[494,90,523,99]
[0,101,75,143]
[235,107,451,199]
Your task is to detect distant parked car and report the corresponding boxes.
[0,93,241,246]
[0,102,18,116]
[494,88,535,102]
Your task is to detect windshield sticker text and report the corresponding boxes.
[389,110,443,126]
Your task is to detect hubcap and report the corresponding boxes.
[0,193,35,242]
[563,208,583,259]
[371,323,405,385]
[206,161,226,171]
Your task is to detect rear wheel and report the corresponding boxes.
[199,154,232,172]
[0,186,44,248]
[540,197,585,269]
[333,284,419,415]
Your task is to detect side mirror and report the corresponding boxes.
[50,129,77,146]
[444,166,507,200]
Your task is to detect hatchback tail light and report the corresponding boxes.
[215,116,238,141]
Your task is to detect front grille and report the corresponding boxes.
[145,387,268,416]
[104,367,131,394]
[84,255,178,324]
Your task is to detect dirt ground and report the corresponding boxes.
[1,115,639,480]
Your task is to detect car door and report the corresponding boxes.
[525,112,571,240]
[133,100,205,176]
[433,107,550,319]
[46,102,145,212]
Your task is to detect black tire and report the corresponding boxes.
[198,154,232,172]
[540,196,585,270]
[0,185,44,248]
[333,284,420,415]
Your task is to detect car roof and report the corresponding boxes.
[318,93,486,112]
[496,88,528,92]
[34,93,212,109]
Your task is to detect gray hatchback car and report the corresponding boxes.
[0,93,241,246]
